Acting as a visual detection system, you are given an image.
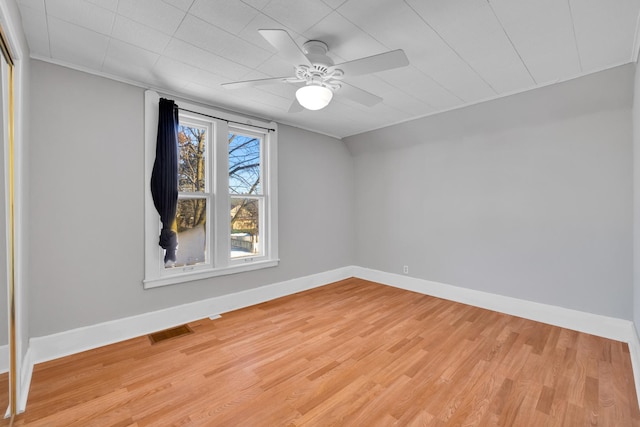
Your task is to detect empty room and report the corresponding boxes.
[1,0,640,425]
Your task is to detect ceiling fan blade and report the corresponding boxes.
[337,82,383,107]
[288,99,304,113]
[222,76,302,89]
[258,29,312,66]
[332,49,409,76]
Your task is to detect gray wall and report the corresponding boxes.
[28,60,354,337]
[26,58,637,335]
[346,65,634,320]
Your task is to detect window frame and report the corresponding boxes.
[143,90,278,289]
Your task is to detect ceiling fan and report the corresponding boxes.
[222,29,410,112]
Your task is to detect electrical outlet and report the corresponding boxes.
[403,265,409,274]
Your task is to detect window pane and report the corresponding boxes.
[229,132,261,195]
[169,198,207,267]
[230,198,260,258]
[178,125,206,193]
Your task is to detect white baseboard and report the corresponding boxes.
[18,347,33,413]
[353,267,637,343]
[29,266,354,366]
[628,325,640,410]
[18,265,640,411]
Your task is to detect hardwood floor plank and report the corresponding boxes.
[536,384,556,415]
[10,278,640,426]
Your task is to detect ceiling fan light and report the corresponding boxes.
[296,85,333,110]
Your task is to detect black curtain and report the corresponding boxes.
[151,98,179,264]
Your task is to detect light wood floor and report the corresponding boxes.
[0,372,7,421]
[5,278,640,426]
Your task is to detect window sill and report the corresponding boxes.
[143,259,279,289]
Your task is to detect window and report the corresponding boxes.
[144,91,278,288]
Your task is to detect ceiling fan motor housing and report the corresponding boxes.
[297,40,343,90]
[302,40,333,66]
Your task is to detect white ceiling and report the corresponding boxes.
[16,0,640,138]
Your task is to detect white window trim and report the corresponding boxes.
[143,90,279,289]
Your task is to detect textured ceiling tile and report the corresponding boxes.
[112,15,172,54]
[17,0,45,12]
[261,0,333,33]
[102,54,165,89]
[254,81,299,100]
[347,102,410,125]
[46,0,115,35]
[103,39,159,68]
[344,74,436,115]
[182,81,234,105]
[379,92,436,117]
[161,0,195,11]
[338,74,396,98]
[190,67,230,89]
[238,13,299,54]
[153,56,200,83]
[379,66,463,109]
[304,11,389,61]
[227,86,292,110]
[163,38,252,80]
[291,103,376,137]
[47,17,110,69]
[570,0,640,73]
[237,69,301,100]
[277,109,344,135]
[190,84,290,117]
[406,0,535,94]
[190,0,259,35]
[250,54,296,78]
[241,0,271,11]
[86,0,119,11]
[338,0,496,102]
[155,57,237,99]
[175,14,272,69]
[490,0,581,85]
[321,0,348,9]
[15,3,50,57]
[117,0,186,35]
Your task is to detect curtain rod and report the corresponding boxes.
[176,106,276,132]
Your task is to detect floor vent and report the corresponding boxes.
[148,324,193,344]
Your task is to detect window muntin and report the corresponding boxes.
[143,90,278,288]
